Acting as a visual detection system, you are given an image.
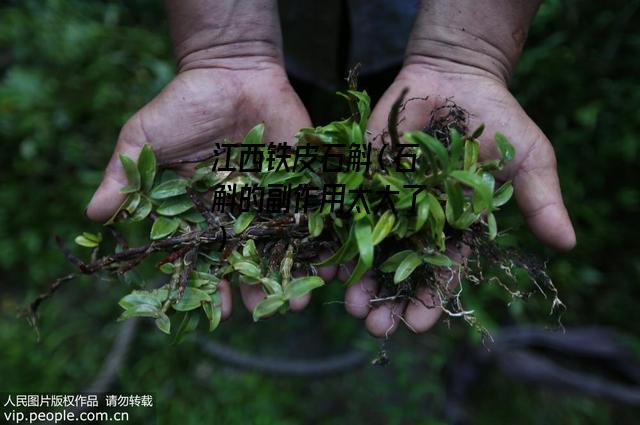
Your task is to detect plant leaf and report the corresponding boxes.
[203,292,222,332]
[119,289,168,310]
[343,256,372,286]
[233,261,261,279]
[119,304,160,319]
[157,196,194,216]
[119,153,141,193]
[172,287,211,311]
[495,132,515,162]
[450,209,480,230]
[83,232,101,242]
[170,312,199,345]
[181,210,206,224]
[314,226,356,267]
[159,263,175,274]
[242,239,259,259]
[346,89,371,131]
[75,232,102,248]
[464,139,480,170]
[259,277,282,294]
[426,193,445,250]
[449,128,463,169]
[354,219,373,267]
[284,276,324,300]
[155,314,171,334]
[252,295,285,321]
[406,131,449,171]
[308,210,324,237]
[379,250,414,273]
[234,212,256,234]
[243,123,265,145]
[394,252,423,284]
[493,182,514,207]
[106,193,141,225]
[415,198,430,231]
[150,217,179,240]
[450,170,492,211]
[74,235,98,248]
[149,179,188,199]
[138,144,157,192]
[372,210,396,245]
[423,254,458,267]
[130,196,152,222]
[471,123,485,138]
[487,212,498,240]
[124,193,141,214]
[445,179,464,222]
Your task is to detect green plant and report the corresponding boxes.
[26,87,560,340]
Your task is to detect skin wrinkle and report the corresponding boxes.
[166,0,283,64]
[167,3,285,77]
[404,54,507,86]
[155,115,228,162]
[138,70,240,162]
[231,80,253,145]
[519,195,563,220]
[407,22,514,81]
[177,40,282,73]
[514,129,558,177]
[408,0,543,85]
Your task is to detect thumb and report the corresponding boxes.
[86,117,146,222]
[513,137,576,251]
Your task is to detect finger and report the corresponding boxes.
[404,287,442,333]
[289,270,312,312]
[365,299,408,338]
[289,292,312,312]
[404,239,471,332]
[86,116,146,222]
[218,279,232,320]
[243,76,312,146]
[317,250,338,282]
[336,261,354,282]
[513,138,576,251]
[239,282,266,312]
[344,275,378,319]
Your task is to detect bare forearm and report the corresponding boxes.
[164,0,283,71]
[405,0,542,83]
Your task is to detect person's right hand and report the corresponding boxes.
[86,55,313,320]
[338,0,576,338]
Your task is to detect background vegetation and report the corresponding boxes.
[1,0,638,423]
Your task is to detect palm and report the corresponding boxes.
[130,68,311,170]
[87,66,310,222]
[369,65,573,249]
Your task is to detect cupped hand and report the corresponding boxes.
[86,62,313,319]
[341,64,576,337]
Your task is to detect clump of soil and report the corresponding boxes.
[424,99,470,145]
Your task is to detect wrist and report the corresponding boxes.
[165,0,284,73]
[404,0,542,85]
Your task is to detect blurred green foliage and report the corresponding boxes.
[0,0,639,424]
